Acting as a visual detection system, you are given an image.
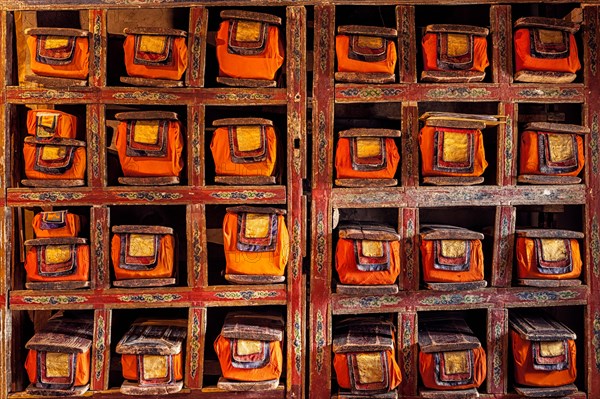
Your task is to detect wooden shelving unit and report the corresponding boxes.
[309,2,600,399]
[0,2,306,398]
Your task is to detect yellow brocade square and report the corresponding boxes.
[236,339,263,355]
[446,33,469,57]
[236,126,262,152]
[139,35,167,54]
[244,213,271,238]
[45,245,71,264]
[356,138,382,158]
[133,121,160,145]
[547,134,574,162]
[41,146,66,161]
[44,36,70,50]
[540,341,565,357]
[443,351,469,375]
[128,234,156,257]
[355,352,384,384]
[441,240,467,258]
[442,132,469,163]
[142,355,168,380]
[362,240,384,257]
[357,36,384,49]
[541,239,568,262]
[538,29,564,45]
[44,212,63,222]
[234,21,262,42]
[45,352,70,378]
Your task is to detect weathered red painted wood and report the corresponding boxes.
[490,5,512,84]
[187,204,206,289]
[400,208,419,291]
[486,308,507,394]
[88,9,106,88]
[186,307,206,389]
[396,5,416,83]
[87,104,106,187]
[401,103,419,187]
[7,186,287,206]
[90,308,111,391]
[491,206,515,288]
[330,185,586,208]
[286,6,307,399]
[498,102,517,186]
[9,285,288,310]
[331,286,589,314]
[90,206,110,289]
[188,105,204,187]
[399,311,418,396]
[186,7,208,88]
[93,389,286,399]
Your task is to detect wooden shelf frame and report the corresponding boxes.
[0,4,306,399]
[310,3,600,399]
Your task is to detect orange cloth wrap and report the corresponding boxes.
[223,213,289,276]
[335,138,400,179]
[121,353,183,381]
[23,143,86,181]
[336,35,397,74]
[123,35,188,81]
[25,349,90,387]
[216,21,284,80]
[32,213,81,238]
[420,239,484,283]
[115,120,184,178]
[111,234,175,280]
[419,347,487,390]
[210,126,277,177]
[419,126,487,177]
[214,335,282,382]
[27,36,89,80]
[24,244,89,282]
[514,29,581,74]
[27,110,78,139]
[515,238,582,280]
[335,238,400,285]
[519,131,584,176]
[421,33,489,72]
[333,349,402,391]
[511,331,576,387]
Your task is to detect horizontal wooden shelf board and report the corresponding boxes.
[5,87,287,106]
[386,393,586,399]
[9,286,287,309]
[331,285,589,314]
[7,186,287,206]
[330,185,587,208]
[335,83,586,103]
[1,0,586,10]
[8,387,285,398]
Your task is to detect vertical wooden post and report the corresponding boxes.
[396,6,416,83]
[88,9,106,88]
[399,310,418,396]
[87,104,106,188]
[187,203,207,288]
[490,5,512,84]
[310,5,335,398]
[91,308,111,391]
[401,102,420,187]
[188,104,205,188]
[487,308,508,395]
[497,102,517,186]
[186,7,208,88]
[583,5,600,397]
[287,6,307,398]
[400,207,419,291]
[491,205,515,287]
[90,206,110,289]
[186,307,206,389]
